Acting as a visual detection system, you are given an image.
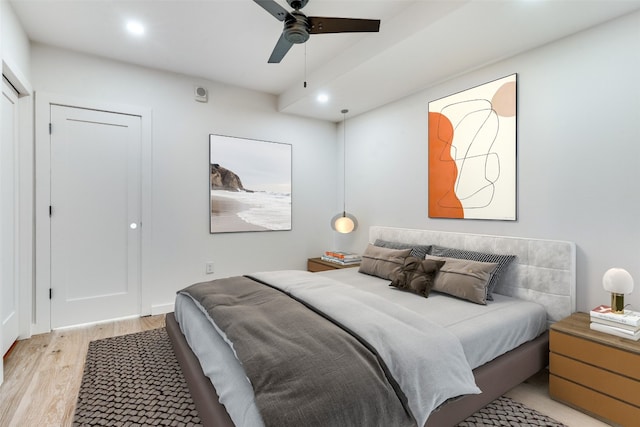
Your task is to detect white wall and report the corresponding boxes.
[18,8,640,331]
[342,11,640,313]
[1,0,29,77]
[31,44,337,325]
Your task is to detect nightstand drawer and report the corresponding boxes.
[307,261,336,272]
[550,313,640,426]
[307,257,360,272]
[550,353,640,407]
[550,374,640,427]
[550,330,640,380]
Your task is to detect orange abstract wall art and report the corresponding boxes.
[428,74,517,220]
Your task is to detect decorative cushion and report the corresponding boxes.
[374,239,432,260]
[426,255,498,305]
[359,244,411,280]
[429,245,516,300]
[389,257,445,297]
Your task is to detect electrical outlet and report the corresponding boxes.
[205,262,214,274]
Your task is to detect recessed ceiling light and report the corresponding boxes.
[317,93,329,103]
[126,20,145,36]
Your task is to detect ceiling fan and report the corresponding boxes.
[254,0,381,63]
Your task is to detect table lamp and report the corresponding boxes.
[602,268,634,313]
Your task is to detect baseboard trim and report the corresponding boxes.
[151,303,174,315]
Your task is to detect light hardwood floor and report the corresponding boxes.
[1,315,611,427]
[504,370,610,427]
[1,315,165,427]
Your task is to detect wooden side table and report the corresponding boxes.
[549,312,640,426]
[307,257,360,272]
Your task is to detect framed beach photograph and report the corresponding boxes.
[209,134,292,233]
[428,74,517,221]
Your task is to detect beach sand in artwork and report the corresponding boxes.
[211,194,268,233]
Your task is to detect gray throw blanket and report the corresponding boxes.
[249,270,481,426]
[180,275,415,427]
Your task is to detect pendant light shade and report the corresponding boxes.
[331,212,358,234]
[331,109,357,233]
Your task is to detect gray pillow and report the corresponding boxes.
[429,245,516,300]
[359,244,411,280]
[426,255,498,305]
[374,239,432,260]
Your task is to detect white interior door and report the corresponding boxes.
[1,78,19,358]
[50,105,141,328]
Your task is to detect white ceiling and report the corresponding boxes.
[10,0,640,122]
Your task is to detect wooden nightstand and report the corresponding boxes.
[307,257,360,272]
[549,312,640,426]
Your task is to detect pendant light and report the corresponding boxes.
[331,109,358,233]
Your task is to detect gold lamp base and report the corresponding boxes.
[611,293,625,314]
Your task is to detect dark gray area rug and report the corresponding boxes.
[458,396,566,427]
[74,328,566,427]
[73,328,201,426]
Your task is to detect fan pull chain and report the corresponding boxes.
[304,44,307,88]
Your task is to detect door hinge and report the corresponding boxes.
[49,288,52,299]
[49,205,52,217]
[49,123,52,134]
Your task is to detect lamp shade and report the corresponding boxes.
[602,268,634,294]
[331,212,357,234]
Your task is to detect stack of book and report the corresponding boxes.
[321,251,361,265]
[589,304,640,341]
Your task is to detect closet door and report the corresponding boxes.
[49,105,142,328]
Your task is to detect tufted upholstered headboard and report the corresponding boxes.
[369,226,576,324]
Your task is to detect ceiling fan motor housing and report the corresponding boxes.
[287,0,309,10]
[284,11,310,44]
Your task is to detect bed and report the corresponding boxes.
[166,226,576,427]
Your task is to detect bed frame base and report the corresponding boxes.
[167,312,235,427]
[167,312,549,427]
[425,330,549,426]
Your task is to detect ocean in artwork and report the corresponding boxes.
[211,190,291,231]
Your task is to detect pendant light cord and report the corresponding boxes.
[341,109,348,215]
[304,44,307,88]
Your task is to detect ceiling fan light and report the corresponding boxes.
[285,29,309,44]
[284,11,310,44]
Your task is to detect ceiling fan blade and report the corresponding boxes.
[254,0,292,22]
[308,17,380,34]
[268,33,294,63]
